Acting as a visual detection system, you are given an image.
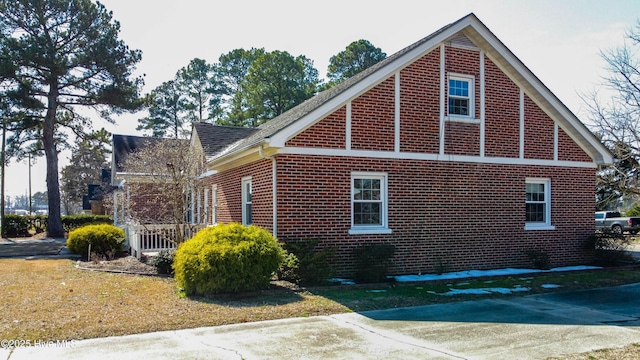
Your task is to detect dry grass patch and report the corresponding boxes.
[0,259,348,341]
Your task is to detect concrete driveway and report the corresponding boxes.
[5,282,640,360]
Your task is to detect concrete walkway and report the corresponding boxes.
[0,237,79,259]
[4,282,640,360]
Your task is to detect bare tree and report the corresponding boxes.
[583,20,640,210]
[119,139,203,244]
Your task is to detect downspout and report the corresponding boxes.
[259,145,277,237]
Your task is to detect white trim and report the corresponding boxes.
[395,72,400,153]
[196,188,202,224]
[271,158,277,237]
[196,169,218,179]
[241,176,252,225]
[349,171,391,235]
[439,43,446,155]
[553,122,559,161]
[525,177,554,230]
[444,117,481,124]
[448,73,475,119]
[203,188,209,225]
[519,89,525,159]
[211,184,218,225]
[277,147,597,168]
[346,101,352,150]
[480,50,485,157]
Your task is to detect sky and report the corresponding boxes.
[4,0,640,201]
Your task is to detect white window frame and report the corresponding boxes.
[525,178,555,230]
[349,172,392,235]
[211,184,218,225]
[203,188,209,225]
[241,177,252,225]
[447,73,475,120]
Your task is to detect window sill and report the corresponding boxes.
[524,224,556,231]
[445,116,480,124]
[348,228,393,235]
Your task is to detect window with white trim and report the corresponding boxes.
[242,177,252,225]
[203,188,209,225]
[211,184,218,225]
[525,178,553,229]
[448,74,474,118]
[350,172,391,234]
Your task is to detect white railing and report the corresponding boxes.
[124,223,205,259]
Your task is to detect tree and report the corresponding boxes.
[326,39,387,87]
[214,48,265,127]
[137,80,187,138]
[243,50,319,126]
[60,129,111,214]
[120,138,202,244]
[583,20,640,210]
[177,58,218,122]
[0,0,143,236]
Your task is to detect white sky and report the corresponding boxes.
[5,0,640,200]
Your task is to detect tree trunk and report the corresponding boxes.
[44,85,64,237]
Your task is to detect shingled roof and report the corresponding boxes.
[192,122,258,159]
[112,134,186,172]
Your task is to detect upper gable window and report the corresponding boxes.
[448,74,474,119]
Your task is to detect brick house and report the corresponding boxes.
[190,14,610,276]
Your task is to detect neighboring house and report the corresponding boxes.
[142,14,612,276]
[110,134,189,225]
[82,169,112,215]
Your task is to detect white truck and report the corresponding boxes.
[595,211,640,234]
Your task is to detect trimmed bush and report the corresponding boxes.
[277,239,335,285]
[2,215,30,237]
[353,243,396,283]
[173,223,285,295]
[62,215,112,232]
[66,224,126,258]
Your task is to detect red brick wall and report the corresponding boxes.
[524,94,554,160]
[444,122,480,155]
[485,56,520,158]
[399,48,440,153]
[351,77,395,151]
[196,159,274,231]
[286,106,346,149]
[558,127,592,162]
[275,154,595,277]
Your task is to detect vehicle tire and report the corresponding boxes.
[612,224,622,235]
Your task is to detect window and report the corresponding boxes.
[525,178,554,230]
[448,75,474,118]
[242,177,252,225]
[349,172,391,235]
[211,185,218,225]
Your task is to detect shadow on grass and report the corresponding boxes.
[185,280,308,308]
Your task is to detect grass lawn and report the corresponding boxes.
[3,258,640,346]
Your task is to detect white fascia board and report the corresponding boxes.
[196,169,218,180]
[277,147,597,169]
[267,19,474,148]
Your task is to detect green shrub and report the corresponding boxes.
[2,215,30,237]
[66,224,126,258]
[62,215,112,232]
[173,223,285,295]
[353,243,396,283]
[278,239,335,285]
[149,249,176,275]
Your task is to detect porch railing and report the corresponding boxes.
[123,223,205,259]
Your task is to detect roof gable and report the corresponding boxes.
[192,122,258,159]
[207,13,612,165]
